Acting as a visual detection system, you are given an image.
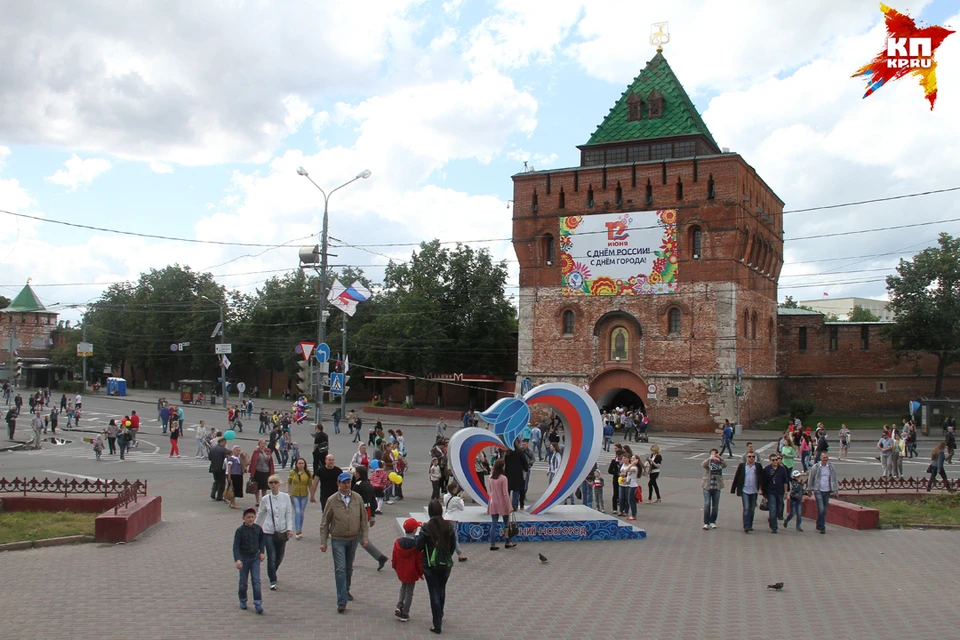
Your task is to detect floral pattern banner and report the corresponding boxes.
[559,210,678,296]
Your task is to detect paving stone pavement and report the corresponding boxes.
[2,470,958,640]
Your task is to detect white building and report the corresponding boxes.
[797,297,893,321]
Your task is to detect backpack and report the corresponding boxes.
[424,536,453,569]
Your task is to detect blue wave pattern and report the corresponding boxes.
[457,519,645,542]
[478,397,530,450]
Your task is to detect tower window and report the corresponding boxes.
[799,327,807,352]
[668,308,681,335]
[743,310,749,339]
[531,190,538,213]
[543,234,555,265]
[615,183,622,206]
[861,325,870,351]
[586,186,594,207]
[562,310,575,335]
[751,312,757,340]
[707,174,716,199]
[645,180,653,206]
[647,89,663,119]
[829,326,838,351]
[691,227,702,259]
[558,189,565,209]
[627,92,643,121]
[676,177,683,200]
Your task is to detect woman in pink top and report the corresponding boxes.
[486,459,514,550]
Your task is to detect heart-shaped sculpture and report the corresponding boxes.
[448,382,602,514]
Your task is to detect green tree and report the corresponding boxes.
[885,233,960,397]
[0,295,10,310]
[779,296,815,311]
[848,304,881,322]
[49,327,83,377]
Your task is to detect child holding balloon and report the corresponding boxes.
[369,459,389,513]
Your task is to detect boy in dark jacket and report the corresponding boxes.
[233,507,266,613]
[392,518,424,623]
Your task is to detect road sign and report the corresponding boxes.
[329,372,344,395]
[216,343,232,355]
[77,342,93,357]
[237,382,246,393]
[315,343,330,364]
[317,361,329,373]
[737,366,743,382]
[103,365,112,374]
[521,377,532,395]
[211,321,222,339]
[647,383,658,395]
[170,343,179,352]
[299,342,316,362]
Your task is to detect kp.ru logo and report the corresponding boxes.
[853,4,954,110]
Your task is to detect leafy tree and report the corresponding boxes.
[848,304,881,322]
[779,296,815,311]
[885,233,960,397]
[0,295,9,310]
[49,327,83,376]
[823,312,839,322]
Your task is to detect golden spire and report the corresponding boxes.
[651,21,670,52]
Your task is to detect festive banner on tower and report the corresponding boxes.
[560,209,678,296]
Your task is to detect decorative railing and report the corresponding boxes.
[838,476,959,493]
[113,481,144,514]
[0,477,147,497]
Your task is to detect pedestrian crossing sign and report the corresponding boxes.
[330,373,344,395]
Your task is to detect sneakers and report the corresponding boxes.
[386,500,395,505]
[337,606,346,613]
[399,615,410,623]
[626,517,636,521]
[703,524,710,530]
[796,526,803,532]
[377,556,388,571]
[709,523,717,529]
[348,593,354,601]
[255,607,263,615]
[395,608,402,618]
[240,603,247,610]
[270,583,278,591]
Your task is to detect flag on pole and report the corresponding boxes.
[220,355,232,370]
[343,354,349,374]
[328,279,371,317]
[823,292,829,297]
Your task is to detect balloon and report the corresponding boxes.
[618,476,624,485]
[224,430,236,440]
[389,472,402,484]
[124,420,131,427]
[370,459,380,470]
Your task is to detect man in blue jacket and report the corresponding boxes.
[761,453,790,533]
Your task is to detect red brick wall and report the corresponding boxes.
[0,312,58,360]
[512,153,784,431]
[778,316,960,413]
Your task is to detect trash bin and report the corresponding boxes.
[734,423,743,436]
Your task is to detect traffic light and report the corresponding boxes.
[296,361,311,395]
[14,356,22,379]
[735,383,742,397]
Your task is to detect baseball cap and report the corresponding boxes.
[337,472,352,483]
[792,469,802,478]
[403,518,422,533]
[243,507,257,516]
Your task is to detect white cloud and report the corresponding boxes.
[506,149,559,170]
[0,145,9,170]
[282,95,314,134]
[311,111,330,132]
[45,154,112,190]
[149,161,173,174]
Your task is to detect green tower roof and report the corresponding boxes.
[5,283,46,312]
[584,51,719,149]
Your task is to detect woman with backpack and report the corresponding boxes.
[416,499,457,634]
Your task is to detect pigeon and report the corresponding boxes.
[538,553,549,564]
[767,582,784,591]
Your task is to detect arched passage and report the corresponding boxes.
[590,368,648,412]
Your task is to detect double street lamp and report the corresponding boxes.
[297,167,371,424]
[198,294,227,408]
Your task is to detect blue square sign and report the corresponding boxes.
[329,372,344,395]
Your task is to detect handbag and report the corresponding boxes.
[635,486,643,503]
[926,463,935,474]
[223,483,235,501]
[759,496,769,511]
[505,513,520,539]
[246,478,259,495]
[269,495,286,543]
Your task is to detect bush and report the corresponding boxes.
[371,398,386,407]
[55,380,85,393]
[401,401,415,409]
[789,399,816,423]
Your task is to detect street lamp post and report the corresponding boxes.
[296,167,371,425]
[200,295,227,409]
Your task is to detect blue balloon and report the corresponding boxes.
[370,459,380,470]
[479,397,530,450]
[224,430,236,440]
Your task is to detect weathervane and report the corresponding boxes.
[650,21,669,51]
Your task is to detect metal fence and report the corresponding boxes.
[838,476,959,493]
[0,477,148,497]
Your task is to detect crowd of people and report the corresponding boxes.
[4,385,84,446]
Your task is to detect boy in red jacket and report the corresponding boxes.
[392,517,423,623]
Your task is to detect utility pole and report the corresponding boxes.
[341,313,347,417]
[219,305,227,409]
[82,319,87,391]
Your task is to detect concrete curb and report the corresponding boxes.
[0,534,95,553]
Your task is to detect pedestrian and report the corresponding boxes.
[256,474,294,591]
[946,426,957,464]
[892,431,905,478]
[814,427,829,464]
[160,404,170,434]
[287,457,312,539]
[312,423,330,475]
[487,459,514,550]
[474,450,490,495]
[392,517,424,623]
[49,407,58,434]
[799,432,812,471]
[225,445,245,509]
[93,433,104,460]
[720,420,734,458]
[332,407,341,435]
[531,422,543,460]
[209,437,230,502]
[592,470,605,512]
[116,423,128,460]
[761,453,789,534]
[350,465,390,571]
[806,452,839,533]
[731,450,762,533]
[195,420,207,458]
[926,442,952,491]
[233,507,266,614]
[105,419,117,455]
[279,431,292,469]
[311,454,344,511]
[353,415,363,443]
[608,448,623,514]
[350,443,369,470]
[319,472,370,613]
[416,499,457,634]
[701,448,726,530]
[429,458,443,500]
[169,421,181,457]
[441,481,468,562]
[838,424,852,460]
[619,455,640,520]
[783,469,807,531]
[249,440,275,507]
[504,443,529,511]
[877,430,894,477]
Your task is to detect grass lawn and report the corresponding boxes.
[756,415,903,431]
[0,511,97,545]
[851,493,960,527]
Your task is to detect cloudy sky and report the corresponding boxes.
[1,0,958,322]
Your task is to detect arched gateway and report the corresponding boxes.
[590,368,647,412]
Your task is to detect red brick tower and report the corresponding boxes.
[512,51,783,431]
